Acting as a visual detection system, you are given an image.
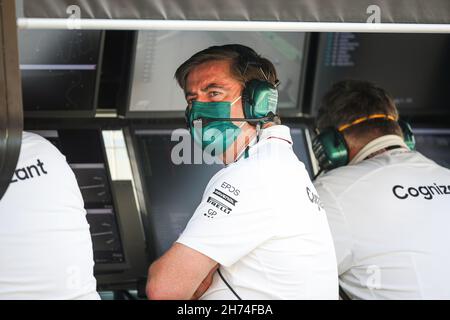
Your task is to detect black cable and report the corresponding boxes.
[339,286,351,300]
[313,168,324,181]
[190,112,278,127]
[218,268,242,300]
[113,290,138,300]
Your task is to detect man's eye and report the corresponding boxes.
[208,91,222,98]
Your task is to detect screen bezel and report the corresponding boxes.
[307,32,450,118]
[22,31,105,118]
[28,128,130,274]
[120,32,312,119]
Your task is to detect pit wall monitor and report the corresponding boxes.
[128,123,315,259]
[123,31,310,118]
[310,33,450,117]
[31,129,127,274]
[413,128,450,169]
[19,30,104,118]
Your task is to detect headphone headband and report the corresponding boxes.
[338,114,397,132]
[313,115,415,172]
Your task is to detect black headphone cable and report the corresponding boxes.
[217,268,242,300]
[313,168,324,181]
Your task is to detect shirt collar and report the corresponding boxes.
[349,134,409,165]
[244,125,293,159]
[258,125,293,145]
[229,125,294,166]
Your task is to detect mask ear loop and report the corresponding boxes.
[230,96,242,106]
[256,121,262,143]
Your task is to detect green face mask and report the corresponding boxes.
[187,97,243,157]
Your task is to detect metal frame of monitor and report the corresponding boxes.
[123,123,178,262]
[408,126,450,170]
[0,0,23,202]
[96,137,130,275]
[120,32,313,119]
[301,121,320,177]
[412,127,450,136]
[22,31,106,118]
[77,128,130,274]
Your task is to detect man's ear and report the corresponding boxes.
[342,133,361,162]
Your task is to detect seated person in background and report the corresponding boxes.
[146,44,338,300]
[313,80,450,299]
[0,132,99,300]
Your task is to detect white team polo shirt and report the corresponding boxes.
[177,125,338,300]
[314,142,450,299]
[0,132,99,300]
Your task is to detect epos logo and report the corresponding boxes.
[220,182,240,197]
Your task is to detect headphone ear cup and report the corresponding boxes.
[242,79,278,119]
[398,120,416,150]
[312,128,349,171]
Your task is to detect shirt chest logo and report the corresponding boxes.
[11,159,48,184]
[213,189,238,206]
[392,183,450,200]
[206,197,232,215]
[306,186,324,212]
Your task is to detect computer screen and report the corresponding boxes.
[32,130,126,266]
[413,128,450,169]
[18,30,103,115]
[310,33,450,116]
[132,124,314,257]
[128,31,308,114]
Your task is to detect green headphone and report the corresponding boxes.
[312,117,416,171]
[242,79,278,122]
[230,44,279,122]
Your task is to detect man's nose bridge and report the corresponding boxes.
[196,95,210,102]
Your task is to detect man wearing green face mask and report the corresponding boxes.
[146,44,338,300]
[187,95,246,159]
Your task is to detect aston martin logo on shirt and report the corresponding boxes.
[213,189,238,206]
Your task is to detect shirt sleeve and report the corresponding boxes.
[314,180,354,275]
[176,169,278,267]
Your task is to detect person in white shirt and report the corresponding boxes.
[0,132,99,300]
[313,80,450,299]
[146,44,338,300]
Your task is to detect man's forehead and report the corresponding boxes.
[185,60,234,90]
[192,59,231,74]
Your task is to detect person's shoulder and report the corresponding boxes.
[370,149,449,177]
[408,151,450,169]
[315,150,450,195]
[316,159,374,180]
[412,152,450,178]
[22,131,52,146]
[21,131,65,160]
[314,157,385,197]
